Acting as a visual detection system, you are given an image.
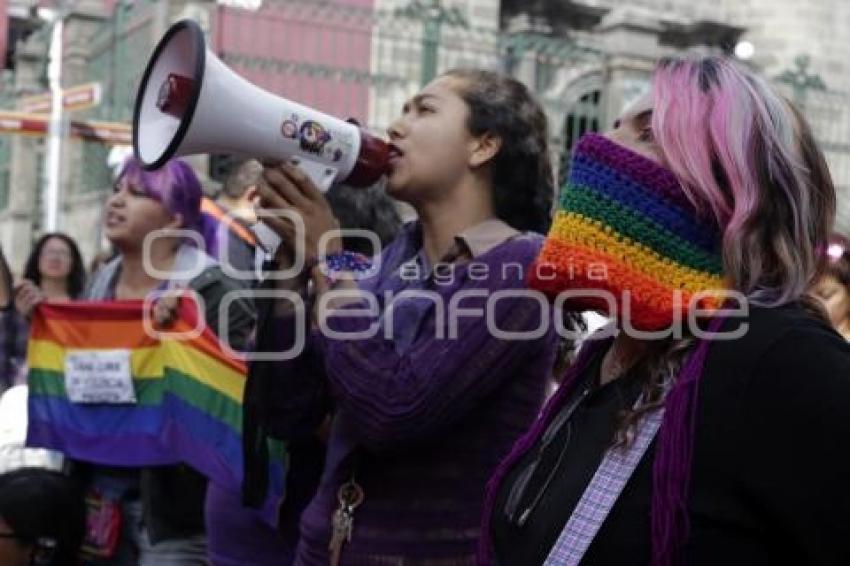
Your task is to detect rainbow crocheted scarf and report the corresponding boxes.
[529,133,726,330]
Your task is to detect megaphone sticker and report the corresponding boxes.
[298,120,331,155]
[281,118,298,139]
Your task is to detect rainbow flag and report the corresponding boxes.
[25,299,285,523]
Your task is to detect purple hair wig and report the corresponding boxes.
[117,157,203,231]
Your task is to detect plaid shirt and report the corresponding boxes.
[0,307,29,391]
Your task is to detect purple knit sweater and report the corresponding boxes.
[270,222,558,565]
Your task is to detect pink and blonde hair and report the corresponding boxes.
[823,233,850,287]
[650,56,835,306]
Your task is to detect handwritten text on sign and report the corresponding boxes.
[65,350,136,404]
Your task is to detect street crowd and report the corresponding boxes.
[0,56,849,566]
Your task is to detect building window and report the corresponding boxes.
[560,90,600,187]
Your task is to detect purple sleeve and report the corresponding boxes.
[315,237,558,451]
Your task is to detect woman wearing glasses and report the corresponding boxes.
[14,233,86,316]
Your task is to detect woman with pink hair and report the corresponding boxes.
[482,56,850,565]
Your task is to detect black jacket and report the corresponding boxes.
[492,304,850,565]
[142,264,255,542]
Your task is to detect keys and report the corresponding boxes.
[328,479,364,566]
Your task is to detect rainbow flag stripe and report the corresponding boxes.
[26,300,285,523]
[530,133,726,330]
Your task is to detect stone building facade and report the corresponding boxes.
[0,0,847,273]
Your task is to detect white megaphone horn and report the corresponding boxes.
[132,19,389,192]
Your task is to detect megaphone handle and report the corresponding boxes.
[252,159,336,278]
[291,158,337,193]
[253,222,282,261]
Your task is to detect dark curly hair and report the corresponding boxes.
[443,69,554,234]
[23,233,86,299]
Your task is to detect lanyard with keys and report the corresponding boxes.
[328,476,365,566]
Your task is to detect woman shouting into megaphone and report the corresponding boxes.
[248,69,580,565]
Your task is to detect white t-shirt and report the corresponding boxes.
[0,385,63,473]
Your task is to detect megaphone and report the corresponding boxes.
[132,19,388,191]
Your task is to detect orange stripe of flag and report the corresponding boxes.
[30,315,158,349]
[31,302,246,374]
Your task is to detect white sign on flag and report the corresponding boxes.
[64,349,136,404]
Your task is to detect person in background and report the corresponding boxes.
[18,157,255,566]
[201,158,264,277]
[0,246,26,392]
[8,233,86,395]
[251,68,563,564]
[12,232,86,384]
[216,158,263,225]
[15,233,86,307]
[0,467,86,566]
[483,56,850,566]
[1,237,77,472]
[88,157,255,566]
[812,234,850,341]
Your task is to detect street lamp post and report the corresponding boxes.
[38,4,72,233]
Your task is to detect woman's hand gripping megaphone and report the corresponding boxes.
[257,160,343,272]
